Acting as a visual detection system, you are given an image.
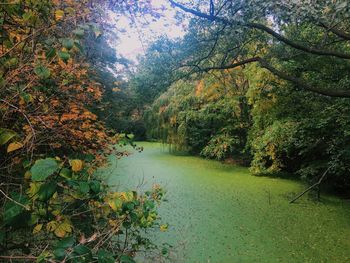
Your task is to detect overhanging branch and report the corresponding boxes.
[192,57,350,98]
[169,0,350,60]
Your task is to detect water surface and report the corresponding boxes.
[101,142,350,262]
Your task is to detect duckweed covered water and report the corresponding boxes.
[100,142,350,263]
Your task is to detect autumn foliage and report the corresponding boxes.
[0,1,165,262]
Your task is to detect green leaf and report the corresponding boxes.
[46,47,56,59]
[55,236,75,249]
[59,168,72,179]
[22,160,31,169]
[3,194,29,225]
[36,251,52,263]
[4,57,18,68]
[53,248,66,260]
[73,245,91,255]
[0,129,17,145]
[34,65,51,79]
[37,181,57,201]
[97,250,114,263]
[89,180,101,193]
[30,158,59,181]
[58,51,70,61]
[78,181,90,194]
[61,38,74,50]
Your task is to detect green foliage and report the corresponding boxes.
[34,65,51,79]
[0,0,166,261]
[2,156,166,261]
[30,158,59,181]
[145,72,251,161]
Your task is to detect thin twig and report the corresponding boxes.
[0,188,29,210]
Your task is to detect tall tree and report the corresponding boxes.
[169,0,350,97]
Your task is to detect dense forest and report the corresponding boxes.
[1,0,350,262]
[133,1,350,192]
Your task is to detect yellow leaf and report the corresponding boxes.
[24,171,32,180]
[47,219,72,238]
[27,182,42,199]
[55,10,64,21]
[120,191,134,202]
[160,224,168,232]
[70,159,83,172]
[33,224,43,234]
[47,221,58,232]
[7,142,23,153]
[54,221,72,238]
[107,197,122,211]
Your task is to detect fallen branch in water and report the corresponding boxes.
[290,166,331,204]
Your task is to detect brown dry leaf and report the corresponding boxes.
[7,142,24,153]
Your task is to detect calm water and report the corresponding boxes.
[100,142,350,263]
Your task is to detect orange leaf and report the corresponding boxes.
[7,142,23,153]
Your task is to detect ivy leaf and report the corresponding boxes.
[30,158,59,181]
[34,65,51,79]
[7,142,23,153]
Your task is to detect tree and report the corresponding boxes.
[0,1,167,261]
[169,0,350,98]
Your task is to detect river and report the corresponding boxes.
[99,142,350,263]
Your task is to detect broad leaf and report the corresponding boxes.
[97,250,114,263]
[37,181,57,201]
[30,158,59,181]
[59,168,72,179]
[70,159,83,172]
[3,194,29,225]
[58,51,70,61]
[0,129,17,145]
[55,236,75,249]
[7,142,23,153]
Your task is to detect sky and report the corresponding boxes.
[112,0,187,63]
